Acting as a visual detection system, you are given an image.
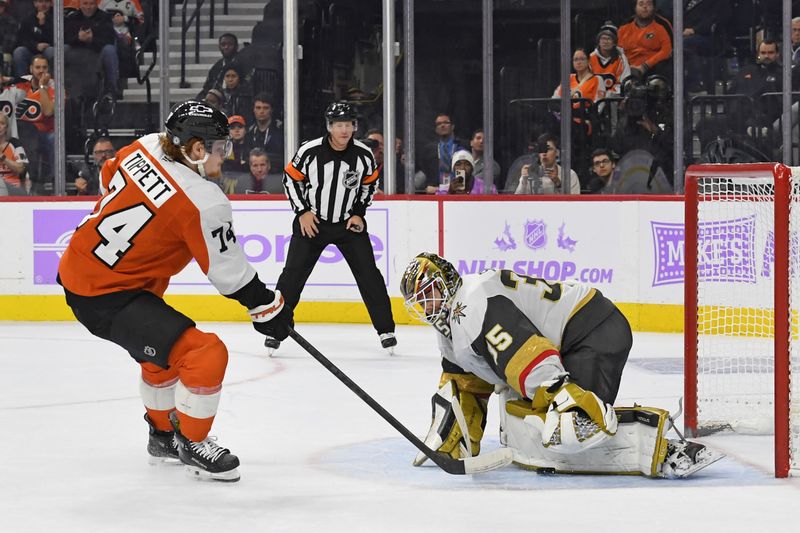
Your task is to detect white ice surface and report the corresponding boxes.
[1,323,798,532]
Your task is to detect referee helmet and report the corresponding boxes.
[324,102,358,132]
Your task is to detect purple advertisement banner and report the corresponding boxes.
[32,209,90,285]
[31,207,391,288]
[651,215,761,287]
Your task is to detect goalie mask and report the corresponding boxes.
[400,253,462,325]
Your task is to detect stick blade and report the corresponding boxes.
[462,447,514,474]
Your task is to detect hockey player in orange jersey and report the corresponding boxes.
[58,100,292,482]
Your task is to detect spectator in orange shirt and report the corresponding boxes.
[553,48,604,176]
[0,112,29,196]
[553,48,606,103]
[9,54,54,191]
[618,0,673,79]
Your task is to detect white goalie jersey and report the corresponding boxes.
[435,268,614,399]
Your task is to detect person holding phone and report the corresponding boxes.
[514,133,581,195]
[437,150,496,195]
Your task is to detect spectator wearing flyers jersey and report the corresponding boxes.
[10,53,54,188]
[0,112,29,195]
[590,22,631,96]
[0,78,20,139]
[553,48,606,104]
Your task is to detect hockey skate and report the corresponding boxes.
[660,439,725,479]
[379,332,397,355]
[264,336,281,357]
[144,414,180,465]
[169,411,241,482]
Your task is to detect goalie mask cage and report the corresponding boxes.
[684,163,798,478]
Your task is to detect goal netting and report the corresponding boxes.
[684,163,799,477]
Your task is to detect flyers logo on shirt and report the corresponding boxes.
[16,98,43,121]
[0,101,14,121]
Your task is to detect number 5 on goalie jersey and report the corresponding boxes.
[485,324,513,361]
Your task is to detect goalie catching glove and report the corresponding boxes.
[249,289,292,341]
[530,374,618,454]
[413,377,491,466]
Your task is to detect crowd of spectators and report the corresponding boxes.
[0,0,149,195]
[395,0,800,196]
[2,0,799,197]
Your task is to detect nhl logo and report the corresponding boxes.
[143,346,157,357]
[342,170,360,189]
[524,219,547,250]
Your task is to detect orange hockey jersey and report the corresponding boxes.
[58,133,257,299]
[553,74,606,103]
[11,77,55,133]
[589,48,631,95]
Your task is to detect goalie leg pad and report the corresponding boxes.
[501,397,673,477]
[413,380,488,466]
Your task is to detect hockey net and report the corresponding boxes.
[684,163,799,477]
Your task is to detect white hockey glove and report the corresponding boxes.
[249,290,291,341]
[531,375,618,454]
[413,380,489,466]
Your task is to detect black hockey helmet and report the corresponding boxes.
[165,100,230,147]
[324,101,357,130]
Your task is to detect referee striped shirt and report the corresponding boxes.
[283,136,380,223]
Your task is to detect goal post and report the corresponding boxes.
[683,163,795,478]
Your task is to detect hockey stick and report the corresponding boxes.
[283,328,512,475]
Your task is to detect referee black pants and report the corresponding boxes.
[276,216,395,335]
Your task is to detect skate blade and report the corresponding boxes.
[384,346,395,356]
[265,347,276,357]
[148,455,182,466]
[183,464,241,482]
[670,448,726,478]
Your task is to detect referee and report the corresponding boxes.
[265,102,397,355]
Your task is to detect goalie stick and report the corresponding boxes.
[281,328,513,475]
